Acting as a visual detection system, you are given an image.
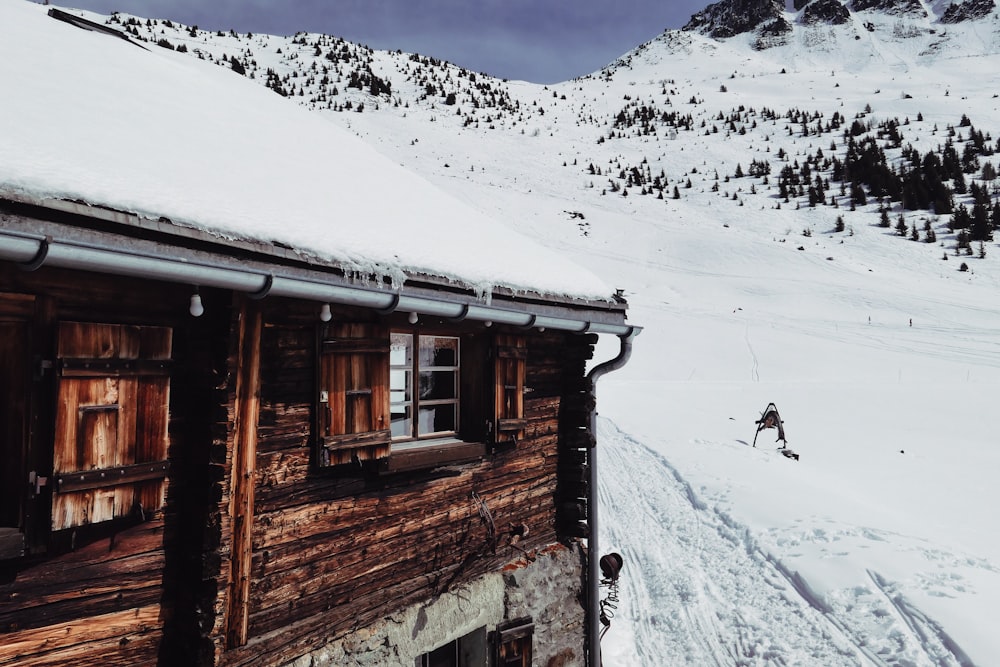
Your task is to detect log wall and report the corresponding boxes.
[0,262,230,667]
[213,301,597,667]
[0,258,599,667]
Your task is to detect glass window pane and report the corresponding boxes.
[390,333,412,367]
[418,404,457,436]
[419,370,457,400]
[391,404,412,438]
[419,336,458,368]
[390,369,410,400]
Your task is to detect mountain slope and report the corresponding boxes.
[71,0,1000,286]
[57,3,1000,663]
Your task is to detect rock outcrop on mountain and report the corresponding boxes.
[684,0,997,48]
[801,0,852,24]
[752,17,793,50]
[683,0,784,38]
[941,0,996,23]
[851,0,926,16]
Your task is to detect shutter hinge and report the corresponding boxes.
[36,358,53,379]
[28,470,48,496]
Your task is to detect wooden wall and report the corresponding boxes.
[212,300,596,667]
[0,263,229,667]
[0,259,597,667]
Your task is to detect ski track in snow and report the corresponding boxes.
[744,320,760,383]
[597,418,976,667]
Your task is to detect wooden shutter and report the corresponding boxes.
[51,322,171,531]
[495,618,533,667]
[319,323,390,466]
[494,334,527,444]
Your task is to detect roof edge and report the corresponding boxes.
[0,193,627,314]
[0,197,636,335]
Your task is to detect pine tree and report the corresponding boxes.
[895,215,908,236]
[879,208,891,228]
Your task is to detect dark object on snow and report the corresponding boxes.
[600,552,623,582]
[598,552,623,638]
[754,403,799,461]
[753,402,787,447]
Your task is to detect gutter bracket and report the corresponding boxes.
[18,236,51,272]
[376,293,401,316]
[447,304,470,323]
[248,274,274,300]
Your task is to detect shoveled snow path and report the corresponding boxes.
[596,417,969,667]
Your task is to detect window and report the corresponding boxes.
[494,619,534,667]
[390,332,460,439]
[51,321,172,532]
[0,312,172,557]
[415,626,487,667]
[493,334,527,445]
[317,323,527,471]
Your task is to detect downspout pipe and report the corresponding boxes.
[585,327,639,667]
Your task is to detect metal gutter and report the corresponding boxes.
[0,227,635,335]
[584,328,639,667]
[3,194,622,312]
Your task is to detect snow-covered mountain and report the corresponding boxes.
[56,2,1000,664]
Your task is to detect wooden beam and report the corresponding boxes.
[54,460,169,493]
[225,298,263,649]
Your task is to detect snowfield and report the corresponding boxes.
[331,17,1000,663]
[31,3,1000,664]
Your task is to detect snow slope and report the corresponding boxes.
[0,2,612,301]
[329,14,1000,665]
[44,3,1000,664]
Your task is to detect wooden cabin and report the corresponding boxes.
[0,4,635,667]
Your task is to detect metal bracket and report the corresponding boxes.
[248,274,274,300]
[376,293,401,315]
[28,471,48,496]
[19,236,51,272]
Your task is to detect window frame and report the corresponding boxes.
[390,330,461,442]
[414,625,488,667]
[316,322,527,473]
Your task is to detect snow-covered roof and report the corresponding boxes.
[0,1,613,303]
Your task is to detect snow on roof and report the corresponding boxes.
[0,2,613,302]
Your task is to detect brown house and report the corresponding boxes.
[0,5,636,666]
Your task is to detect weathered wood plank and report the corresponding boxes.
[0,605,161,667]
[224,299,263,649]
[0,582,163,635]
[249,472,559,612]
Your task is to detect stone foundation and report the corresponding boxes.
[284,543,585,667]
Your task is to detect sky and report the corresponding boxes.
[53,0,709,83]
